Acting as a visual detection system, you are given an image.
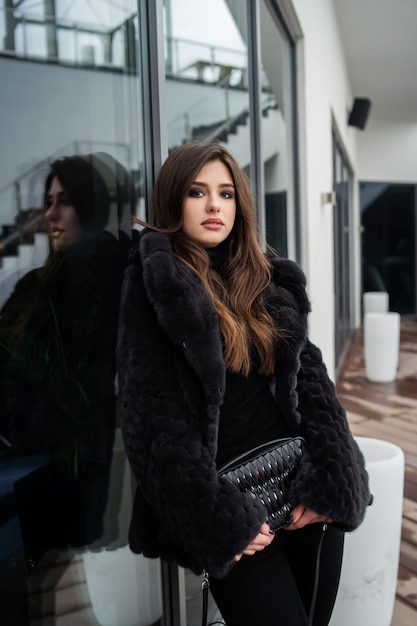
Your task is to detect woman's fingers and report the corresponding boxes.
[235,507,333,562]
[234,523,275,560]
[284,505,332,530]
[260,522,270,533]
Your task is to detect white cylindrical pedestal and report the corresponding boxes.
[83,548,162,626]
[363,291,389,315]
[329,437,404,626]
[364,312,400,382]
[82,430,163,625]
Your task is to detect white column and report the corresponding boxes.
[363,291,389,315]
[364,312,400,382]
[329,437,404,626]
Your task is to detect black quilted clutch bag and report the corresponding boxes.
[219,437,306,531]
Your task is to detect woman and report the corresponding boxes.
[0,154,131,468]
[116,143,371,625]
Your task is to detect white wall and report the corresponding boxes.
[291,0,360,379]
[357,118,417,183]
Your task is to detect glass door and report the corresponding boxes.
[360,182,416,315]
[332,132,354,372]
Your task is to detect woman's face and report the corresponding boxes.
[45,177,87,251]
[181,160,236,248]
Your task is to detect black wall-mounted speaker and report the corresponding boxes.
[348,98,372,130]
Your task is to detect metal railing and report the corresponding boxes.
[165,35,248,88]
[0,5,137,71]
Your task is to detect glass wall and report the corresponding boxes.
[0,1,163,625]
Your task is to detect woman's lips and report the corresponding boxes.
[202,219,223,230]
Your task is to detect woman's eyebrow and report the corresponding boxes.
[191,180,235,188]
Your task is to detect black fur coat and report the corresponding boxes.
[117,230,370,578]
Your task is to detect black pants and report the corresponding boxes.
[209,524,344,626]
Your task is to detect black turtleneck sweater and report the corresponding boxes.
[207,243,289,467]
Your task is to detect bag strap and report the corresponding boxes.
[201,523,328,626]
[201,569,210,626]
[201,568,227,626]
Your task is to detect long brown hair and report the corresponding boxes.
[138,143,277,375]
[43,155,111,234]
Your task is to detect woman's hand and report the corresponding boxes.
[234,523,275,562]
[284,504,332,530]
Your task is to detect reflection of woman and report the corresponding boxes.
[0,154,131,470]
[117,143,371,626]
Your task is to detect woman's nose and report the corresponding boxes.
[207,194,220,212]
[45,202,57,219]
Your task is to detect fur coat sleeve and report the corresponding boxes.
[291,339,371,531]
[268,257,371,532]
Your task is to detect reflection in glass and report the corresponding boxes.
[1,155,131,467]
[260,0,294,258]
[1,0,136,68]
[0,2,163,624]
[164,0,251,174]
[0,153,128,619]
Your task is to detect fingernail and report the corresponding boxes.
[287,514,294,524]
[268,528,275,535]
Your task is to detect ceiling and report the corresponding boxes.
[333,0,417,123]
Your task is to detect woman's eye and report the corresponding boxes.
[62,194,73,206]
[189,189,203,198]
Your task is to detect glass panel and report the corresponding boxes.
[0,2,163,624]
[260,0,294,258]
[164,0,251,169]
